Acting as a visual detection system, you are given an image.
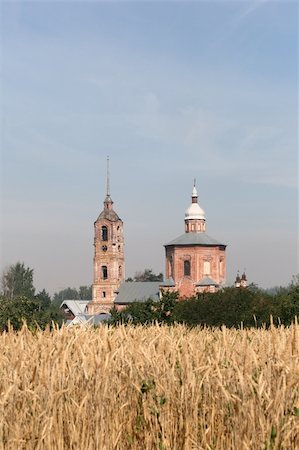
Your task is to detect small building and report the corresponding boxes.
[60,300,89,320]
[114,281,160,310]
[60,300,111,326]
[67,313,111,327]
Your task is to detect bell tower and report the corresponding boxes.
[88,157,125,314]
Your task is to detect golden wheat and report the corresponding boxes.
[0,324,298,449]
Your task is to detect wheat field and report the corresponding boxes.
[0,324,298,450]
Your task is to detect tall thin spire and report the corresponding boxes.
[103,156,113,209]
[106,155,110,197]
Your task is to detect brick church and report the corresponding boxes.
[87,160,228,314]
[162,182,226,297]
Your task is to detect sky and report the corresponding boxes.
[0,0,298,295]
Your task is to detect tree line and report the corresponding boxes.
[0,263,162,331]
[109,278,299,328]
[0,262,92,331]
[0,262,298,330]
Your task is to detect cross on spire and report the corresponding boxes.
[103,156,113,209]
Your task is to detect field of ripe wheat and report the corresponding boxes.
[0,324,298,450]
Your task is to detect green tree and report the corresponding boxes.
[1,262,35,299]
[155,290,178,323]
[109,299,156,325]
[0,263,72,330]
[278,276,299,325]
[0,296,39,331]
[173,287,275,328]
[35,303,65,330]
[52,286,92,305]
[52,287,79,305]
[35,289,51,311]
[109,291,178,325]
[78,285,92,300]
[0,296,64,331]
[128,269,163,282]
[109,277,299,329]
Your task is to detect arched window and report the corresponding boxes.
[203,261,211,275]
[169,256,173,277]
[102,265,108,280]
[101,226,108,241]
[184,260,191,276]
[220,260,224,276]
[119,265,122,278]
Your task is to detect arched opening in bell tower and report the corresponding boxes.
[101,226,108,241]
[101,265,108,280]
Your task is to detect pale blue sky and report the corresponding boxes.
[1,1,298,294]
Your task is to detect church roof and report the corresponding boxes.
[196,277,219,287]
[165,232,226,247]
[97,209,120,222]
[185,202,205,220]
[114,282,160,304]
[160,277,175,287]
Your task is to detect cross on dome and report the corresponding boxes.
[192,178,198,198]
[185,181,206,222]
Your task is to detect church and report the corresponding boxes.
[87,161,228,315]
[162,182,226,297]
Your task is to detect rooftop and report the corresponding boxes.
[160,277,176,287]
[165,232,226,247]
[196,277,219,287]
[60,300,89,315]
[97,209,120,222]
[114,281,160,305]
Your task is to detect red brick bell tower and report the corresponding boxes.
[88,158,125,314]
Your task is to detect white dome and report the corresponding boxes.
[185,202,206,220]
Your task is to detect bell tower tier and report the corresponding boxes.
[88,158,125,314]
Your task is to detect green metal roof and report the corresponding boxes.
[165,232,226,247]
[114,282,160,305]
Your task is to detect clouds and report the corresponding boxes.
[1,1,297,292]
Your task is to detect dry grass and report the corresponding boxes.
[0,324,298,450]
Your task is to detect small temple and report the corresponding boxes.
[161,181,227,297]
